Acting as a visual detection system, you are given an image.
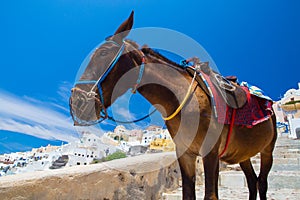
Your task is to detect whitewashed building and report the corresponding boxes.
[273,82,300,139]
[67,132,117,166]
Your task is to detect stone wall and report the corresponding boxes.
[0,152,180,200]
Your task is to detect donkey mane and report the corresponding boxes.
[124,39,139,49]
[124,39,184,71]
[141,46,184,69]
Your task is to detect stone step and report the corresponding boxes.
[162,187,300,200]
[252,152,300,159]
[219,171,246,187]
[219,171,300,189]
[273,153,300,159]
[274,157,300,164]
[194,169,300,189]
[268,171,300,190]
[163,171,300,199]
[163,137,300,199]
[224,157,300,173]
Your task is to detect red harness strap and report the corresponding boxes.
[219,108,236,158]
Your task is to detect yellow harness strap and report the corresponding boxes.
[162,70,197,121]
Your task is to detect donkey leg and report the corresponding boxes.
[177,151,197,200]
[258,117,277,200]
[240,159,258,200]
[203,151,219,200]
[258,150,274,200]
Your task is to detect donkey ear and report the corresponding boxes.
[112,11,134,44]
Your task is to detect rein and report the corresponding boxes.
[107,108,157,124]
[162,68,198,121]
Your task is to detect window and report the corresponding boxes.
[77,162,80,165]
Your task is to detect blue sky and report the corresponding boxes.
[0,1,299,149]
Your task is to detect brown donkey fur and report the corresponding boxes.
[70,11,277,200]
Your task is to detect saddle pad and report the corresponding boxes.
[201,73,273,127]
[240,81,272,101]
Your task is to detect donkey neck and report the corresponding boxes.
[136,53,199,119]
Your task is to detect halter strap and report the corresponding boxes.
[72,39,149,125]
[132,56,145,93]
[75,80,97,85]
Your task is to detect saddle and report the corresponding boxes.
[186,61,247,109]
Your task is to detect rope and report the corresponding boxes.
[162,70,197,121]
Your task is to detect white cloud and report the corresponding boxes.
[57,81,73,104]
[114,107,136,120]
[110,91,138,120]
[0,118,75,142]
[0,92,70,128]
[0,89,105,142]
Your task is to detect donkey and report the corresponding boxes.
[70,11,277,200]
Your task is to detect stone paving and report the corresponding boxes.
[162,136,300,200]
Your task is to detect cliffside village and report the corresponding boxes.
[0,125,175,176]
[1,83,299,177]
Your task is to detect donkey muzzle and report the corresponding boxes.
[69,87,105,125]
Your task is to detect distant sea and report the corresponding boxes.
[0,130,66,155]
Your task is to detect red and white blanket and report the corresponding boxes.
[202,73,273,128]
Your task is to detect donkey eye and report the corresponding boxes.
[100,50,109,56]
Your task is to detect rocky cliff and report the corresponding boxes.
[0,152,180,200]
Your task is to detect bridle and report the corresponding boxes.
[70,38,198,126]
[70,39,146,126]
